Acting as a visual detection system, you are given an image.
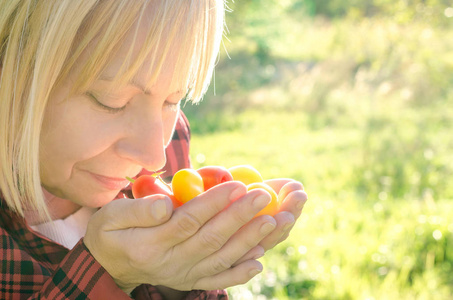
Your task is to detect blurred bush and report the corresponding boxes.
[229,0,453,26]
[184,0,453,201]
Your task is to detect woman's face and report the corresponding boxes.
[39,21,185,208]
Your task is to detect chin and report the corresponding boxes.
[75,190,123,208]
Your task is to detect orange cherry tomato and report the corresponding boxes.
[247,182,279,217]
[229,165,263,185]
[197,166,234,191]
[172,168,204,204]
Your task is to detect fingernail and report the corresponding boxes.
[260,222,276,235]
[253,253,264,260]
[248,268,262,277]
[297,200,306,210]
[253,194,271,209]
[283,222,294,231]
[253,250,265,260]
[152,199,168,220]
[229,187,244,202]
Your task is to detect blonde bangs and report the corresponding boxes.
[137,0,225,103]
[58,1,143,93]
[67,0,225,103]
[172,0,225,102]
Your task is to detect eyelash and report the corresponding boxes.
[86,92,181,114]
[165,101,180,112]
[86,92,126,114]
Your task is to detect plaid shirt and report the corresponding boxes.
[0,112,228,299]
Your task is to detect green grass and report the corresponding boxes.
[186,109,453,299]
[182,9,453,299]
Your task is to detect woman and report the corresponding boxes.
[0,0,308,299]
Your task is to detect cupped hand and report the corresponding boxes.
[84,181,276,292]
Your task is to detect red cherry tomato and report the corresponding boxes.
[172,169,204,204]
[132,175,182,208]
[196,166,234,191]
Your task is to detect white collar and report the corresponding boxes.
[30,206,98,249]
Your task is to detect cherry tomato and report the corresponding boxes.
[172,168,204,204]
[196,166,234,191]
[247,182,279,217]
[131,175,182,208]
[229,165,263,185]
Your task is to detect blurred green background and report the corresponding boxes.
[183,1,453,299]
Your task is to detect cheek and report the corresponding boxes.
[163,109,180,146]
[39,98,119,182]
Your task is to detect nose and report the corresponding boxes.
[115,104,167,172]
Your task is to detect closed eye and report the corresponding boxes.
[164,100,181,112]
[85,92,126,114]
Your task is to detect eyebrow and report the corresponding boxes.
[98,76,184,96]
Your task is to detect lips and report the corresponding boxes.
[89,172,132,190]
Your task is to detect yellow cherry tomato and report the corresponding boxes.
[172,169,204,204]
[229,165,263,185]
[247,182,279,217]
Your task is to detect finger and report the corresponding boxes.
[279,190,308,218]
[193,215,275,276]
[158,181,247,245]
[259,189,307,251]
[259,211,295,251]
[193,259,263,291]
[232,245,265,267]
[265,178,302,194]
[93,195,173,231]
[277,181,304,200]
[178,189,272,261]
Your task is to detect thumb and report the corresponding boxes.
[93,195,173,231]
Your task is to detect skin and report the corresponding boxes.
[28,3,308,299]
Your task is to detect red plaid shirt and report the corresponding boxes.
[0,112,228,299]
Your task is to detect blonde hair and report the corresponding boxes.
[0,0,225,218]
